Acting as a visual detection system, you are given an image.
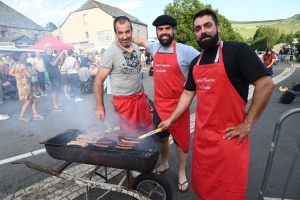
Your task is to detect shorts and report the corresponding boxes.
[49,77,61,92]
[153,106,178,144]
[61,74,70,85]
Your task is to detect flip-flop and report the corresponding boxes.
[178,180,190,193]
[279,86,288,92]
[153,167,169,175]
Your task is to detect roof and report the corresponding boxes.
[73,0,147,26]
[0,35,26,42]
[0,1,47,31]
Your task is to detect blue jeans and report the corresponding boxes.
[68,73,79,97]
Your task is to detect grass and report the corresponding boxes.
[231,16,300,39]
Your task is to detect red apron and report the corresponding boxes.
[113,90,153,135]
[192,42,249,199]
[153,42,190,153]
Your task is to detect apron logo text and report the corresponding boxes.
[154,63,171,67]
[198,84,211,90]
[156,68,167,73]
[195,77,215,83]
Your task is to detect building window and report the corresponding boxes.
[83,14,87,23]
[85,32,89,40]
[34,33,38,42]
[1,30,7,37]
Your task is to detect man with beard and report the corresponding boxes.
[158,9,274,199]
[94,16,153,136]
[132,15,199,193]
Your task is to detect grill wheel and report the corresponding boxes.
[131,172,173,200]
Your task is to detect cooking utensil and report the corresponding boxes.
[103,119,116,133]
[138,128,162,140]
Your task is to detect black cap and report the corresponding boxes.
[152,15,177,27]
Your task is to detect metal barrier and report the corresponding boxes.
[259,108,300,200]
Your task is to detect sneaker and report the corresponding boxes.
[33,114,44,120]
[36,95,41,98]
[65,94,71,101]
[41,93,48,97]
[58,104,66,108]
[75,98,84,102]
[53,107,62,111]
[19,116,29,122]
[0,115,10,120]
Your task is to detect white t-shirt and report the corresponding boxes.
[26,57,34,65]
[64,56,77,74]
[141,54,146,62]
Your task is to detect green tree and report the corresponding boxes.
[233,31,245,43]
[277,31,286,44]
[252,27,279,49]
[45,22,58,31]
[163,0,239,50]
[285,31,294,45]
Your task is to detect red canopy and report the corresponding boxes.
[29,36,74,50]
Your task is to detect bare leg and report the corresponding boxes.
[153,137,170,173]
[31,97,37,114]
[20,99,31,117]
[37,86,43,94]
[176,145,188,191]
[52,91,58,108]
[63,85,68,95]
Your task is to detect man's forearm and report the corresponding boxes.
[245,76,274,127]
[94,78,105,109]
[132,38,149,48]
[169,90,196,123]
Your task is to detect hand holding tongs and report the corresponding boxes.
[138,128,163,140]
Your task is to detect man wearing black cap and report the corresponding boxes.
[132,14,199,192]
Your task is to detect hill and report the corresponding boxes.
[231,14,300,39]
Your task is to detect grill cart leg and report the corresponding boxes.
[259,108,300,200]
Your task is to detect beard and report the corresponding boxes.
[158,33,174,46]
[118,36,132,48]
[197,31,219,50]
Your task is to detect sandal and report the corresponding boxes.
[19,116,30,122]
[33,114,44,120]
[152,166,169,175]
[178,180,190,193]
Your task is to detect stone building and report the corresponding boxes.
[0,1,51,48]
[52,0,148,54]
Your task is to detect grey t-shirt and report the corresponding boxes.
[100,43,143,96]
[148,42,199,79]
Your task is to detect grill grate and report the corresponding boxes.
[41,129,160,155]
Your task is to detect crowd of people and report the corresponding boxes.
[0,47,109,121]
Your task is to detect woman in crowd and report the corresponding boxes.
[9,52,44,122]
[58,51,71,100]
[263,48,276,76]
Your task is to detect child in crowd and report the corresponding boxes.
[26,63,40,98]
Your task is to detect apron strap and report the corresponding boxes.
[197,41,223,64]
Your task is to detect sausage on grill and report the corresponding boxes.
[93,143,109,148]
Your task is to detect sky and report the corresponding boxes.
[2,0,300,37]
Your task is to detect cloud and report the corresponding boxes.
[109,0,141,12]
[2,0,141,28]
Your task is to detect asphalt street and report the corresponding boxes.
[0,61,299,200]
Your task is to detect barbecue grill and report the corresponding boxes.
[12,129,173,200]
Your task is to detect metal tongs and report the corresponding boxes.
[138,128,162,140]
[103,119,116,133]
